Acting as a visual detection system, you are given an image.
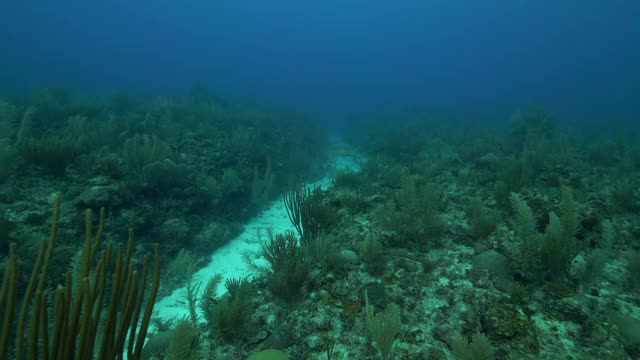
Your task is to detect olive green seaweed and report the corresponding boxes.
[510,192,543,277]
[451,333,495,360]
[364,289,401,360]
[511,187,580,281]
[283,185,335,243]
[261,230,311,303]
[165,318,200,360]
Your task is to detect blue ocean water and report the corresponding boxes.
[2,2,640,359]
[1,1,639,128]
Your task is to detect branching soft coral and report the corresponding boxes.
[0,194,160,360]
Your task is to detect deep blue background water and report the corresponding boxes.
[1,1,639,126]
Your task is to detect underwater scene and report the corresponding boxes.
[1,2,639,360]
